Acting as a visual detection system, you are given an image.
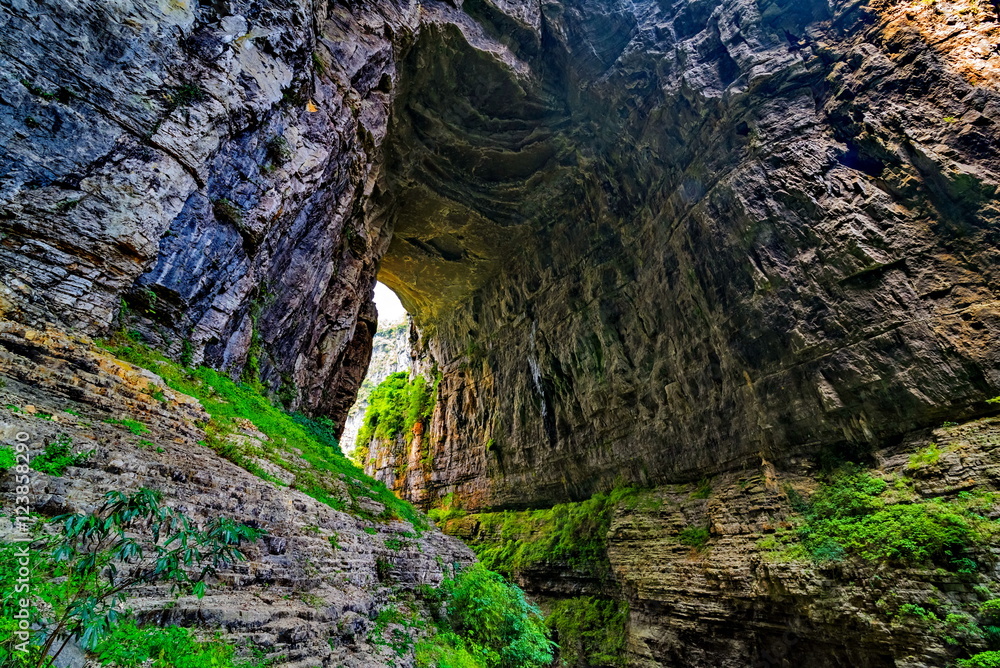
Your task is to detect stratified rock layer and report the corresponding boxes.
[391,0,1000,510]
[3,0,999,508]
[0,321,473,667]
[443,419,1000,668]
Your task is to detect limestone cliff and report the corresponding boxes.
[439,417,1000,667]
[3,0,998,507]
[2,0,1000,665]
[390,0,1000,510]
[0,321,473,666]
[340,318,412,453]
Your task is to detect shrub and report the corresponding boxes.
[959,652,1000,668]
[691,478,712,499]
[896,604,938,622]
[165,83,205,108]
[265,135,292,166]
[908,444,942,469]
[428,565,554,668]
[428,493,468,524]
[415,632,483,668]
[944,612,983,646]
[93,621,268,667]
[0,488,263,667]
[31,434,91,476]
[545,597,628,667]
[357,372,409,446]
[981,599,1000,621]
[678,526,710,549]
[797,466,986,569]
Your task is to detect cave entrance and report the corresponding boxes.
[339,282,412,455]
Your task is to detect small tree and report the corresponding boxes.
[415,564,555,668]
[1,488,264,668]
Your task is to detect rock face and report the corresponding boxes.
[340,318,412,453]
[3,0,999,508]
[387,0,1000,510]
[0,0,394,420]
[443,419,1000,668]
[4,0,1000,665]
[0,320,473,667]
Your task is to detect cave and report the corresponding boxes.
[1,0,1000,665]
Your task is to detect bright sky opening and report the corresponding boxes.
[373,281,407,324]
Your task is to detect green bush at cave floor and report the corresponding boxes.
[545,596,629,668]
[415,564,555,668]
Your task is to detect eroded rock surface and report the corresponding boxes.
[0,321,473,667]
[3,0,998,508]
[444,419,1000,668]
[382,0,1000,510]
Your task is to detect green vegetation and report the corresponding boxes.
[944,612,983,646]
[385,536,413,552]
[545,597,628,667]
[760,466,995,571]
[93,622,272,667]
[180,339,195,368]
[212,198,244,226]
[908,443,942,469]
[896,604,937,621]
[265,135,292,166]
[981,599,1000,621]
[691,477,712,499]
[428,493,468,524]
[356,371,439,449]
[961,652,1000,667]
[0,488,263,667]
[798,467,990,569]
[31,434,91,476]
[416,565,554,668]
[472,488,636,578]
[104,418,149,436]
[678,526,710,549]
[97,334,426,529]
[165,83,206,109]
[146,383,167,403]
[367,606,421,658]
[0,445,16,471]
[54,198,82,213]
[20,78,59,100]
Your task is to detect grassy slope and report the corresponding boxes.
[98,334,427,530]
